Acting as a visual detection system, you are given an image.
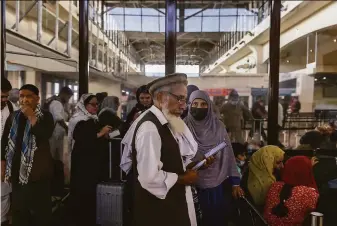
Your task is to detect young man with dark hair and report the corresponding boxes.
[44,86,73,162]
[1,78,18,225]
[250,96,268,141]
[1,84,55,226]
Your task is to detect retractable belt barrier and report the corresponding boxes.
[242,118,334,131]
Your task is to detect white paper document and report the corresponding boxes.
[192,142,227,170]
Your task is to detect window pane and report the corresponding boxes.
[220,16,237,32]
[125,16,141,31]
[185,16,201,32]
[142,16,159,32]
[74,93,78,102]
[142,8,158,16]
[124,7,141,15]
[203,9,219,16]
[185,9,202,17]
[110,7,124,14]
[159,16,165,32]
[177,19,179,32]
[220,8,238,16]
[246,15,258,31]
[112,15,124,30]
[237,15,244,32]
[238,8,255,16]
[202,17,219,32]
[54,83,60,95]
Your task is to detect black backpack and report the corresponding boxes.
[43,96,61,112]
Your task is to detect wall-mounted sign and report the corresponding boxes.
[251,88,296,96]
[204,88,232,96]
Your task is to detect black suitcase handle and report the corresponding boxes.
[108,138,126,182]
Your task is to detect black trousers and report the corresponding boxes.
[11,180,52,226]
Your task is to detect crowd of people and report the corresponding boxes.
[1,74,336,226]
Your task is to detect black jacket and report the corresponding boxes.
[1,110,55,183]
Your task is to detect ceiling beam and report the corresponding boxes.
[177,39,196,49]
[178,4,212,21]
[140,3,165,15]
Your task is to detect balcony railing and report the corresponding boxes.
[200,0,271,73]
[5,0,145,77]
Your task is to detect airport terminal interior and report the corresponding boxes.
[0,0,337,226]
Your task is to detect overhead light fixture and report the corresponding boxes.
[310,49,313,52]
[314,78,317,81]
[286,60,290,63]
[323,77,326,80]
[334,39,337,43]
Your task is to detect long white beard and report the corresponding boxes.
[162,108,185,134]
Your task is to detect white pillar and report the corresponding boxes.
[248,45,268,73]
[25,71,36,85]
[296,69,315,112]
[37,0,43,42]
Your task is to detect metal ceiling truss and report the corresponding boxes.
[103,0,255,65]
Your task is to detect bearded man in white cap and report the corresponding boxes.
[121,73,198,226]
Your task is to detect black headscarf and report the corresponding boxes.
[181,85,200,119]
[126,85,152,124]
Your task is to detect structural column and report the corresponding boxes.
[165,0,177,75]
[79,0,89,97]
[267,0,281,145]
[179,4,184,32]
[67,1,72,56]
[1,0,6,78]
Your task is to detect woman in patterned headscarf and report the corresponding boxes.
[68,94,112,226]
[264,156,318,226]
[248,145,285,208]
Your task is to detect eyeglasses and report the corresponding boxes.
[168,92,187,104]
[1,95,9,99]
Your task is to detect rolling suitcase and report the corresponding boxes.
[96,138,125,226]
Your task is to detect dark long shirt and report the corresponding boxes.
[1,110,54,184]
